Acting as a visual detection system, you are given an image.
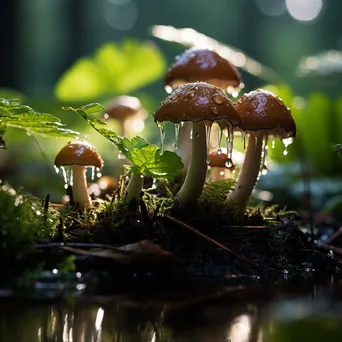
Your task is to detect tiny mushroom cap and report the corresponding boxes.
[54,141,103,169]
[208,151,228,168]
[103,95,141,120]
[154,82,241,125]
[235,89,296,138]
[165,48,242,90]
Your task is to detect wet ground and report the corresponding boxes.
[1,272,342,342]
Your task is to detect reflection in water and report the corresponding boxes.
[1,280,342,341]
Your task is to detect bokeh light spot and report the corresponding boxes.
[105,0,138,31]
[286,0,323,22]
[256,0,286,17]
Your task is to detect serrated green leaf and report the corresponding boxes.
[130,147,183,181]
[55,40,166,102]
[65,104,183,181]
[0,98,80,144]
[82,103,105,115]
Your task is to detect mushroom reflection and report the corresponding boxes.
[226,314,252,342]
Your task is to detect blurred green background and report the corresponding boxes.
[1,0,342,209]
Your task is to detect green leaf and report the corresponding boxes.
[55,58,105,102]
[55,40,166,102]
[64,104,183,181]
[0,125,6,149]
[0,98,79,148]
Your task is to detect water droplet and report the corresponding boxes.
[225,158,235,171]
[158,122,166,155]
[174,123,180,150]
[194,86,199,90]
[282,137,293,156]
[225,125,234,166]
[231,91,239,98]
[61,166,68,185]
[260,135,269,175]
[205,122,212,160]
[211,107,219,115]
[152,178,157,190]
[189,92,195,98]
[241,132,246,150]
[261,165,268,175]
[164,85,173,94]
[271,139,276,149]
[118,153,125,160]
[54,165,60,174]
[212,94,225,105]
[90,166,95,181]
[217,128,223,149]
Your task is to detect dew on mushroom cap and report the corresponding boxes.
[235,88,296,166]
[154,82,241,158]
[164,48,243,94]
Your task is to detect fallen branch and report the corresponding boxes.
[164,215,264,272]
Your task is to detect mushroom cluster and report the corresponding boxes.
[52,47,296,213]
[155,50,296,208]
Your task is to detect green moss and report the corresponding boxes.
[0,183,59,260]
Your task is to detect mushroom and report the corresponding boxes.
[154,82,240,207]
[165,48,242,91]
[54,140,103,210]
[103,95,146,137]
[226,89,296,206]
[164,48,243,170]
[207,150,230,182]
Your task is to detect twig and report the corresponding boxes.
[327,227,342,245]
[316,243,342,257]
[164,215,264,272]
[36,242,119,250]
[229,225,267,229]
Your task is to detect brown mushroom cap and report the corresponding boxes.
[235,89,296,138]
[165,48,242,90]
[103,96,141,120]
[208,151,228,168]
[154,82,241,125]
[54,141,103,169]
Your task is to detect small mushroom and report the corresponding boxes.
[103,96,146,137]
[226,89,296,206]
[207,150,230,181]
[164,48,244,170]
[154,82,240,207]
[54,141,103,210]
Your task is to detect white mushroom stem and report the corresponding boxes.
[72,165,91,210]
[209,167,226,181]
[176,121,208,207]
[176,121,192,171]
[226,134,264,205]
[126,172,144,203]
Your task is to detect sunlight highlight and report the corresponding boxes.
[227,314,252,342]
[286,0,323,22]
